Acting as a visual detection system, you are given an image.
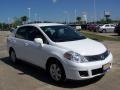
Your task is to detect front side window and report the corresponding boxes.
[26,26,48,43]
[41,25,86,42]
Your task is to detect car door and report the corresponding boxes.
[14,27,29,60]
[110,24,115,32]
[105,25,110,32]
[23,26,49,68]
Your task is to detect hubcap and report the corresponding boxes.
[103,30,106,33]
[50,64,62,81]
[10,51,16,62]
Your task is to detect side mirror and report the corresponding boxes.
[34,38,43,47]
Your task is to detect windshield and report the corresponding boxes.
[41,25,86,42]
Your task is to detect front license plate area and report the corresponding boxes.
[103,63,111,72]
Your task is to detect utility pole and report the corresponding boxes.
[7,17,11,29]
[93,0,97,23]
[27,8,31,22]
[39,16,41,22]
[64,11,69,24]
[34,13,37,22]
[7,17,10,24]
[75,9,77,24]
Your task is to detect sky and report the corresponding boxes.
[0,0,120,23]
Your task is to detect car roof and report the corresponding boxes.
[21,23,64,27]
[104,24,114,25]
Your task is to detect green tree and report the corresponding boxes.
[76,16,82,24]
[106,18,112,24]
[99,18,106,24]
[12,17,22,28]
[0,23,10,31]
[0,23,2,29]
[20,16,28,24]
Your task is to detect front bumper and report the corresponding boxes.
[62,53,113,80]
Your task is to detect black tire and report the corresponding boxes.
[102,29,106,33]
[118,33,120,36]
[47,60,66,83]
[9,49,17,63]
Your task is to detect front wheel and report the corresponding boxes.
[118,33,120,36]
[48,61,66,83]
[102,29,106,33]
[9,50,17,63]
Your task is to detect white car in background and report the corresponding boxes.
[7,23,113,83]
[76,25,81,31]
[98,24,115,33]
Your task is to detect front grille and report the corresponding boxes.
[85,50,109,62]
[92,68,103,75]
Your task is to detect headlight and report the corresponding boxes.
[64,51,88,63]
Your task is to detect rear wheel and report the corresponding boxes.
[47,60,66,83]
[102,29,106,33]
[9,49,17,63]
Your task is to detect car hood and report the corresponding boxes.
[55,38,107,56]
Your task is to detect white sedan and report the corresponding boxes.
[7,23,113,83]
[98,24,115,33]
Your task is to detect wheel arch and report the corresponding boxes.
[46,57,64,72]
[46,57,66,82]
[102,29,106,32]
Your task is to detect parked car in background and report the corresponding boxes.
[114,23,120,35]
[68,24,81,31]
[75,25,81,31]
[10,28,15,32]
[81,24,87,30]
[87,24,99,32]
[7,23,113,83]
[98,24,115,33]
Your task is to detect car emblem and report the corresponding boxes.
[100,55,105,60]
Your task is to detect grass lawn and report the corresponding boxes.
[80,31,120,41]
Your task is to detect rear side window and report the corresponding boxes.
[15,26,48,44]
[15,27,27,39]
[105,25,109,27]
[111,25,114,27]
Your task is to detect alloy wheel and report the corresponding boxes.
[49,63,62,81]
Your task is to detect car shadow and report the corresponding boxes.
[0,57,104,88]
